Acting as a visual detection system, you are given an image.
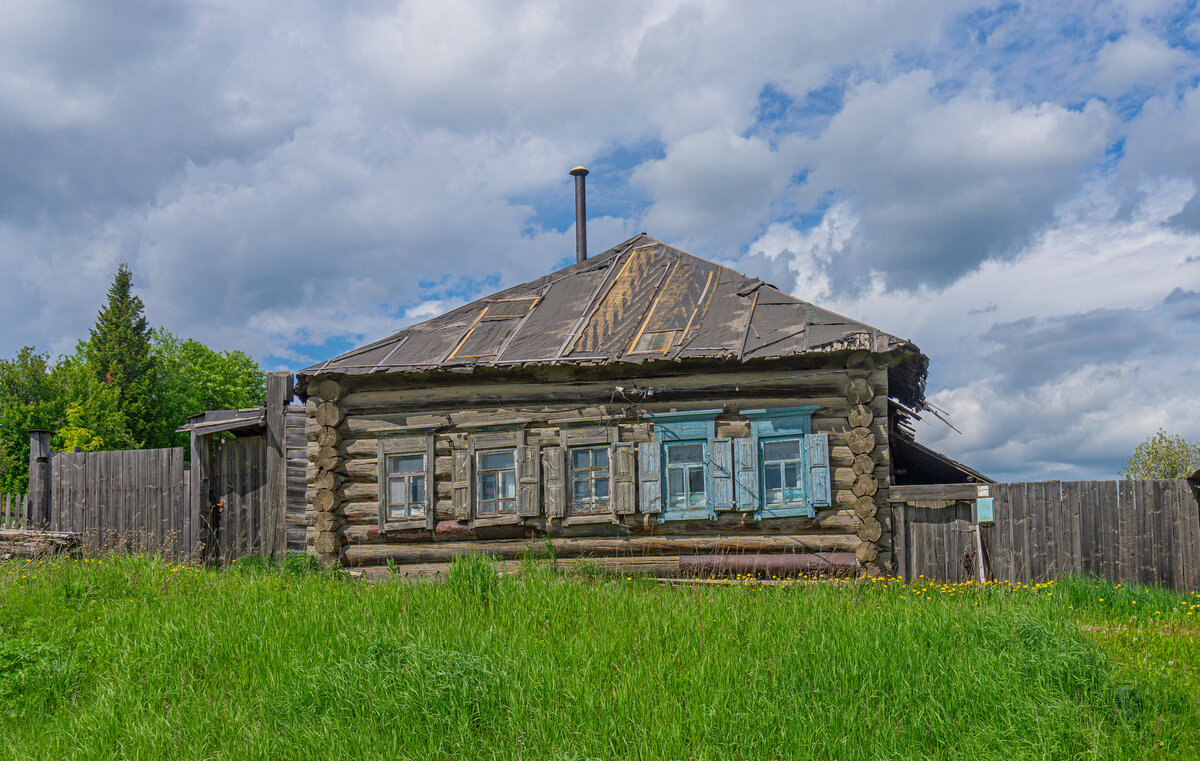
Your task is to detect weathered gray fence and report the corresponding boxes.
[893,479,1200,591]
[23,372,306,563]
[49,447,192,558]
[1,493,30,528]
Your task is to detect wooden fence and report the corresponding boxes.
[20,372,306,563]
[49,447,191,558]
[1,493,30,528]
[893,479,1200,591]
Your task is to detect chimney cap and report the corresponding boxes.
[570,166,590,176]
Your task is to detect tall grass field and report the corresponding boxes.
[1,554,1198,760]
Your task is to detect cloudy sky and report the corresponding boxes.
[3,0,1199,480]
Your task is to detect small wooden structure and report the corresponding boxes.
[296,235,980,576]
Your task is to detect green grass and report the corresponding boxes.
[1,555,1198,760]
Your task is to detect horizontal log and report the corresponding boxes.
[679,553,858,578]
[342,533,862,566]
[889,484,983,502]
[338,369,866,412]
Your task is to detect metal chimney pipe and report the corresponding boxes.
[570,166,589,263]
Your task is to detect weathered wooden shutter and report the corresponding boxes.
[733,437,759,512]
[708,437,734,511]
[610,443,636,515]
[452,443,473,520]
[543,446,566,518]
[516,443,541,517]
[805,433,831,508]
[637,442,661,514]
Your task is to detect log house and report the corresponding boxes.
[295,234,980,577]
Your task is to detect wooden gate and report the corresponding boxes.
[207,436,268,563]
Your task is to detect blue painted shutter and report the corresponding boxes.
[637,442,661,514]
[733,437,759,511]
[805,433,831,508]
[708,438,734,511]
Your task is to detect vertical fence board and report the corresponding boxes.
[898,478,1200,591]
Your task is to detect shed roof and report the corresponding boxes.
[299,233,921,386]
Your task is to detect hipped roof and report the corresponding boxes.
[298,234,925,400]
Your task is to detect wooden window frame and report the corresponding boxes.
[568,444,611,516]
[740,407,827,519]
[378,435,435,532]
[560,424,625,525]
[475,447,518,518]
[646,409,721,521]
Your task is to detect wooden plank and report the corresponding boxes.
[893,503,908,582]
[1009,482,1027,583]
[1184,482,1200,591]
[1029,481,1048,581]
[1116,480,1134,585]
[1167,480,1187,590]
[1064,481,1085,578]
[1140,480,1155,586]
[889,484,981,502]
[991,483,1012,582]
[1153,480,1173,589]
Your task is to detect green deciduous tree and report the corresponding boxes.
[149,330,265,448]
[0,264,268,491]
[0,348,64,493]
[84,263,158,447]
[1121,428,1200,480]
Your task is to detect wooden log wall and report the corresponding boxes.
[893,479,1200,591]
[304,352,895,574]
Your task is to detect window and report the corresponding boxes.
[386,453,427,520]
[570,445,610,514]
[761,439,804,509]
[476,449,517,516]
[739,407,829,519]
[639,409,723,520]
[665,442,706,509]
[379,435,433,529]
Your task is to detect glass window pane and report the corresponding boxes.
[784,463,801,487]
[765,465,782,491]
[688,491,705,507]
[668,443,703,463]
[667,467,684,495]
[573,479,590,500]
[765,488,783,506]
[688,466,705,494]
[499,499,516,514]
[410,478,425,504]
[668,492,686,508]
[479,450,514,471]
[480,472,496,500]
[595,477,609,498]
[571,449,591,469]
[388,477,407,505]
[389,503,406,520]
[595,447,608,467]
[389,454,424,474]
[762,439,801,461]
[499,471,516,499]
[784,487,803,504]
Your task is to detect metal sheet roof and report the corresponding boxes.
[298,233,918,382]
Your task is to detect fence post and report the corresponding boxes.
[264,372,293,558]
[190,429,212,562]
[27,430,52,528]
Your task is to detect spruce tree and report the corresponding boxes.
[85,263,157,447]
